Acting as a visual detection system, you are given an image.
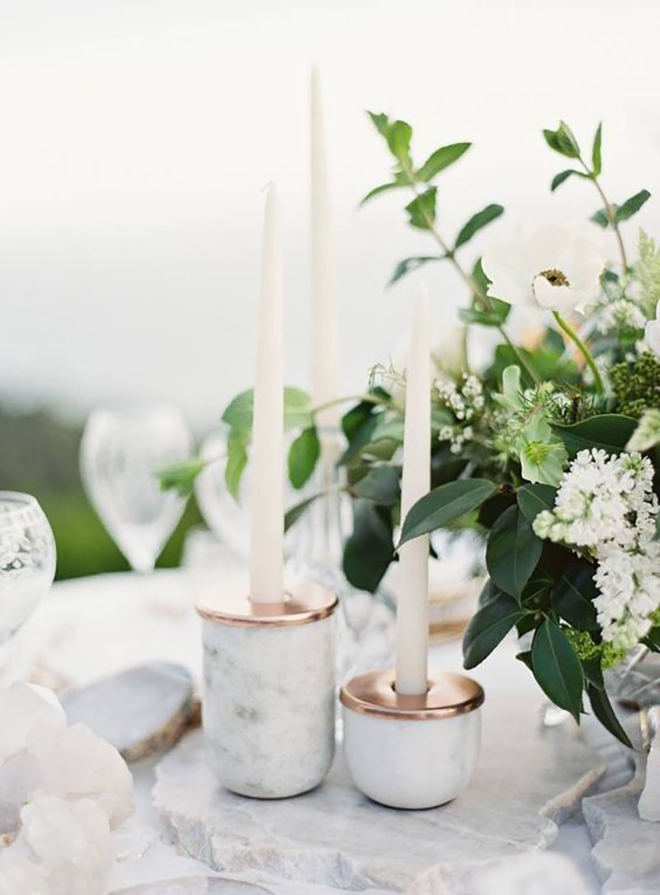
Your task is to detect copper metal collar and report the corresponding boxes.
[340,669,485,720]
[196,581,338,628]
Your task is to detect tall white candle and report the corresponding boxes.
[249,185,284,604]
[310,66,339,425]
[395,292,431,695]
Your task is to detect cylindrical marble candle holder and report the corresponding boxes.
[198,582,338,799]
[341,669,484,810]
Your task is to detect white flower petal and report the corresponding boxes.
[645,318,660,356]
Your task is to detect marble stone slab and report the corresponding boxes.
[583,757,660,894]
[153,691,604,892]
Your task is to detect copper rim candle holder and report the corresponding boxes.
[197,581,338,799]
[340,669,485,809]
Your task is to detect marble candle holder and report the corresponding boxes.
[340,669,484,809]
[197,582,338,799]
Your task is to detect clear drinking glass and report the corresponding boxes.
[0,492,56,644]
[80,405,193,572]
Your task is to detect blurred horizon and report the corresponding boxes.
[3,0,660,430]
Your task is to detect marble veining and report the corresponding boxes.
[202,614,336,799]
[153,689,604,892]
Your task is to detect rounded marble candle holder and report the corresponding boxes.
[197,582,338,799]
[340,669,484,810]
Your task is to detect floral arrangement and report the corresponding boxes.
[0,683,133,894]
[164,117,660,745]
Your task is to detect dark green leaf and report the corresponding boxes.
[400,479,497,546]
[353,465,401,505]
[157,457,206,497]
[516,650,533,671]
[390,256,443,285]
[416,142,471,182]
[552,414,638,457]
[582,655,604,689]
[463,591,525,669]
[551,563,599,631]
[531,621,584,722]
[486,505,543,599]
[343,499,393,593]
[551,169,586,192]
[405,188,437,230]
[592,122,602,176]
[643,627,660,653]
[477,578,506,608]
[587,684,633,748]
[454,204,504,250]
[288,427,321,489]
[517,483,557,523]
[615,189,651,223]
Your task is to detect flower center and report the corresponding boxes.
[539,268,570,288]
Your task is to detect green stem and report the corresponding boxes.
[310,392,391,418]
[579,160,628,274]
[400,164,542,386]
[552,311,604,394]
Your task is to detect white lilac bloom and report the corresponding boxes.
[482,224,604,314]
[645,299,660,355]
[533,449,660,651]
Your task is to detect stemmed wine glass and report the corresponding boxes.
[80,405,193,573]
[0,492,56,644]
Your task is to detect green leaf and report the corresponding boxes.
[543,121,581,159]
[390,256,443,285]
[221,387,312,433]
[353,465,401,505]
[459,297,511,327]
[222,390,253,432]
[643,627,660,652]
[477,578,506,608]
[225,429,248,500]
[582,655,604,689]
[416,142,471,182]
[405,188,437,230]
[551,169,587,192]
[486,505,543,599]
[287,427,321,490]
[517,483,557,523]
[592,122,602,176]
[591,207,611,228]
[551,563,599,631]
[399,479,497,546]
[454,204,504,250]
[463,591,525,669]
[387,119,413,165]
[615,189,651,223]
[157,457,206,497]
[587,684,633,748]
[284,493,321,532]
[343,499,393,593]
[360,181,405,207]
[552,414,638,457]
[531,620,584,722]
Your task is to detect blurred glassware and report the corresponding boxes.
[0,492,56,644]
[80,406,192,572]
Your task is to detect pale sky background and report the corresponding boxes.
[2,0,660,428]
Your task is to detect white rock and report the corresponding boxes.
[0,683,66,762]
[62,663,196,762]
[153,687,603,892]
[411,852,591,895]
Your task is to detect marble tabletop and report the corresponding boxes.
[10,568,655,894]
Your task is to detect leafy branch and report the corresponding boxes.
[362,112,541,385]
[544,120,651,275]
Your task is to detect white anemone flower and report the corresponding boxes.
[482,224,605,314]
[645,300,660,356]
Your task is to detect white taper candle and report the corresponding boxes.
[395,291,431,695]
[249,184,284,604]
[310,66,339,425]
